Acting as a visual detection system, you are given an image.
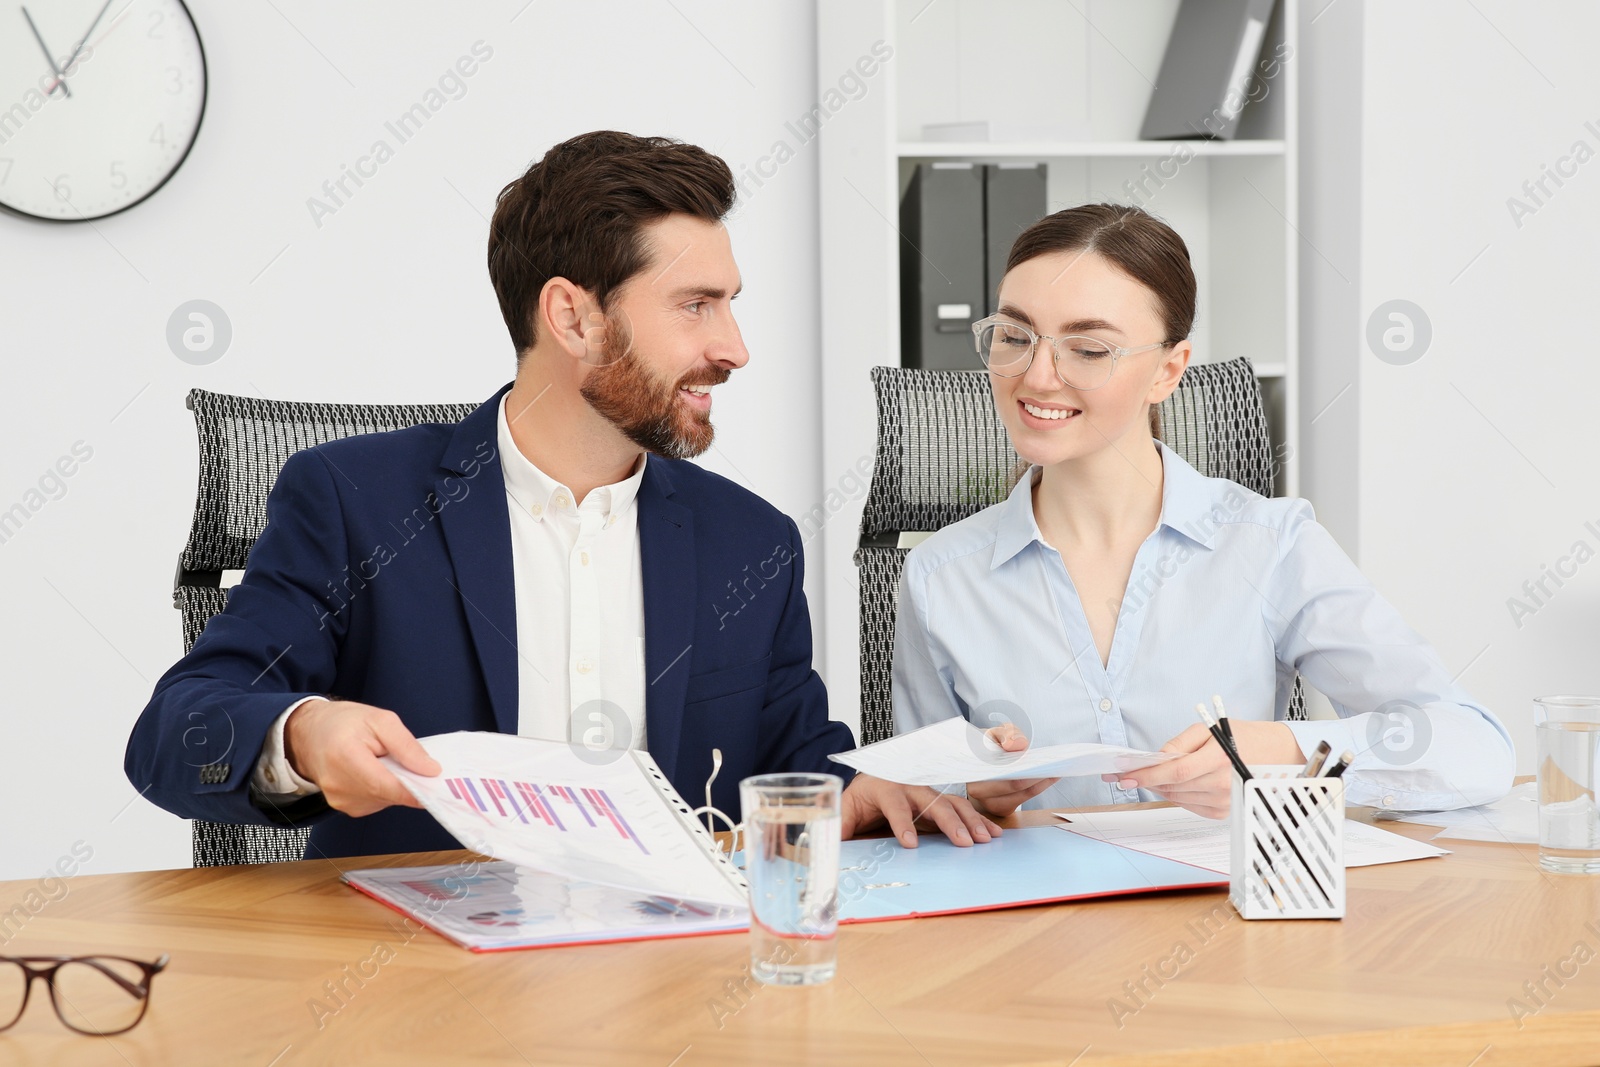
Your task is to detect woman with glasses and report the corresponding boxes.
[891,203,1514,820]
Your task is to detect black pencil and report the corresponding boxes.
[1211,694,1237,754]
[1195,702,1252,782]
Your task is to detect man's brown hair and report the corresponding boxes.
[488,131,736,359]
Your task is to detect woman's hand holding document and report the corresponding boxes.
[1107,716,1312,819]
[964,722,1060,819]
[828,717,1175,803]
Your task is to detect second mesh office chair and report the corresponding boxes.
[854,358,1305,746]
[173,389,478,866]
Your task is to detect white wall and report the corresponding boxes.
[1360,0,1600,772]
[1301,0,1600,772]
[1297,0,1362,556]
[0,0,827,880]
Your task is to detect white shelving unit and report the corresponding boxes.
[815,0,1299,736]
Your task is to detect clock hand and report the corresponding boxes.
[21,5,72,98]
[46,0,113,94]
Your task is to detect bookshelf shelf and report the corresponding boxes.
[897,139,1287,159]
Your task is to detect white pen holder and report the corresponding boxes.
[1229,765,1345,920]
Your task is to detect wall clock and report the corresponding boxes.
[0,0,207,221]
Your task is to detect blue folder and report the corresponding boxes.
[344,826,1227,952]
[837,825,1224,922]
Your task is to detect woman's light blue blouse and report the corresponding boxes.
[890,441,1514,813]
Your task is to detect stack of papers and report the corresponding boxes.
[1055,806,1449,875]
[1374,781,1540,844]
[829,716,1174,786]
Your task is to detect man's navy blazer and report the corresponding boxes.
[125,384,854,859]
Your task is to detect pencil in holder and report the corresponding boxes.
[1229,765,1345,920]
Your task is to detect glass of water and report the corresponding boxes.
[739,773,842,986]
[1534,696,1600,875]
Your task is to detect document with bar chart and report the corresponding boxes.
[382,731,747,909]
[343,861,748,951]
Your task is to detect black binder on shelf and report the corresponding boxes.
[899,162,1046,370]
[900,162,986,371]
[1140,0,1277,140]
[982,163,1046,317]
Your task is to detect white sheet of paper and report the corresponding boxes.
[1375,781,1540,844]
[383,731,745,908]
[828,716,1175,787]
[1055,805,1449,875]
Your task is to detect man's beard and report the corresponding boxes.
[579,311,728,460]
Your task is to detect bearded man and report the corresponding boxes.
[125,131,1000,860]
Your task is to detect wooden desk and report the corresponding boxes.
[2,805,1597,1067]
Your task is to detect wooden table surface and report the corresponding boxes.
[2,802,1598,1067]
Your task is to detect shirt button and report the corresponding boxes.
[265,768,276,784]
[555,492,571,509]
[580,551,590,566]
[1382,795,1395,808]
[531,503,543,516]
[1099,698,1112,712]
[606,515,616,527]
[575,659,593,674]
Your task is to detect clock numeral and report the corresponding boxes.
[148,9,164,37]
[49,173,71,202]
[110,161,127,189]
[166,66,183,94]
[150,123,167,149]
[0,159,12,186]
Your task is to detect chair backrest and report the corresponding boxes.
[176,389,478,867]
[854,359,1303,745]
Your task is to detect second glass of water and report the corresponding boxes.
[1534,696,1600,875]
[739,773,842,986]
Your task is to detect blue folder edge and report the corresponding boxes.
[833,825,1225,922]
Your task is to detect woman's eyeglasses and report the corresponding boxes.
[971,315,1173,391]
[0,954,169,1036]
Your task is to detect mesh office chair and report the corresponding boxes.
[854,358,1305,745]
[174,389,478,867]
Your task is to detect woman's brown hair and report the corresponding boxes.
[1004,203,1196,438]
